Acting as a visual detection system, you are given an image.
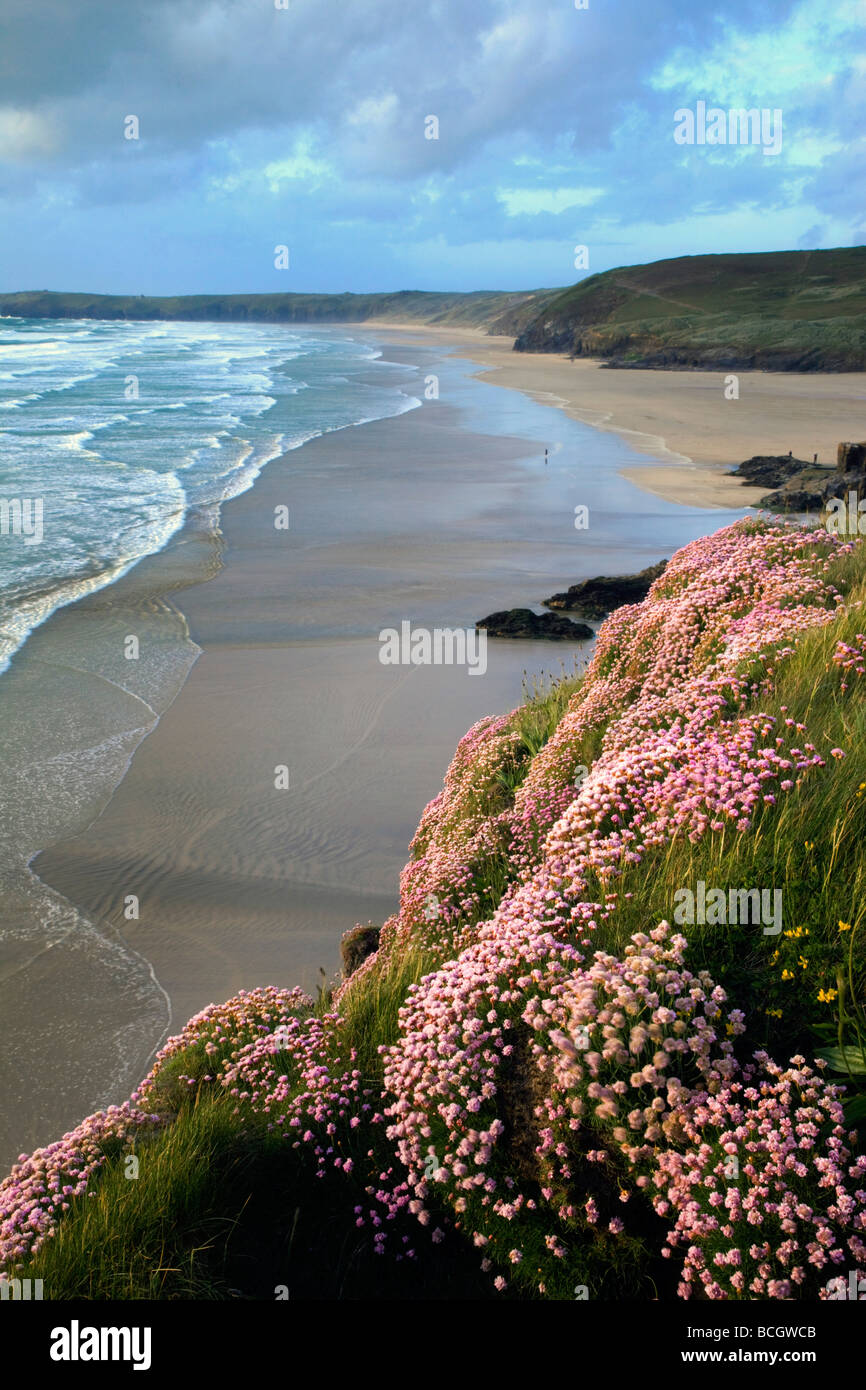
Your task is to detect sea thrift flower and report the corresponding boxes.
[0,1106,162,1268]
[2,520,862,1299]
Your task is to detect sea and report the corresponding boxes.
[0,317,421,673]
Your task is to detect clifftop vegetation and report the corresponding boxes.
[2,518,866,1301]
[513,247,866,370]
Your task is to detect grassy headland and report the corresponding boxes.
[3,246,866,371]
[513,247,866,370]
[2,517,865,1301]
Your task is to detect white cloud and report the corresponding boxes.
[649,0,865,102]
[0,107,59,162]
[496,186,605,216]
[263,140,332,192]
[346,93,399,130]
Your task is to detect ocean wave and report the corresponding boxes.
[0,320,424,671]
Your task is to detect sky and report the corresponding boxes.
[0,0,863,295]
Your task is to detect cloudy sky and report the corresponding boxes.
[0,0,863,294]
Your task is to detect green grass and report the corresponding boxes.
[514,665,585,758]
[26,1096,278,1299]
[25,1078,494,1301]
[326,944,438,1082]
[515,246,866,369]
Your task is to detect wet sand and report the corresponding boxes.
[365,324,866,510]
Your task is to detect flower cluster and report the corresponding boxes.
[651,1055,866,1299]
[131,985,313,1109]
[538,923,745,1165]
[0,1105,162,1270]
[831,634,866,691]
[377,521,863,1293]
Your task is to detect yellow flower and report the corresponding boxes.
[817,988,838,1003]
[770,950,779,964]
[783,926,809,939]
[781,969,794,980]
[765,1008,783,1018]
[804,841,814,850]
[799,956,809,970]
[839,921,852,932]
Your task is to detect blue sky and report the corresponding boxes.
[0,0,863,294]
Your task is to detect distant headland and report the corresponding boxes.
[3,245,865,372]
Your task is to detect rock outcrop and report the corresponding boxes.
[544,560,667,619]
[476,609,593,640]
[341,924,381,978]
[735,443,866,513]
[759,484,829,511]
[729,455,816,489]
[816,442,866,505]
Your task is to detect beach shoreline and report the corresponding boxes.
[1,324,766,1166]
[358,323,866,511]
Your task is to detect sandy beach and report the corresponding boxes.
[0,328,779,1166]
[365,324,866,510]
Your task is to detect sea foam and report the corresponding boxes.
[0,318,420,673]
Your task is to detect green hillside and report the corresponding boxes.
[513,247,866,370]
[0,287,558,334]
[4,247,864,369]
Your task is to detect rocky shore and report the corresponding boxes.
[730,442,866,512]
[544,560,668,619]
[475,608,593,640]
[476,561,669,640]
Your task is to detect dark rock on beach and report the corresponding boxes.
[760,484,828,511]
[544,560,667,619]
[476,608,593,640]
[729,454,816,489]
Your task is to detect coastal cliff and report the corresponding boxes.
[2,517,865,1301]
[513,247,866,371]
